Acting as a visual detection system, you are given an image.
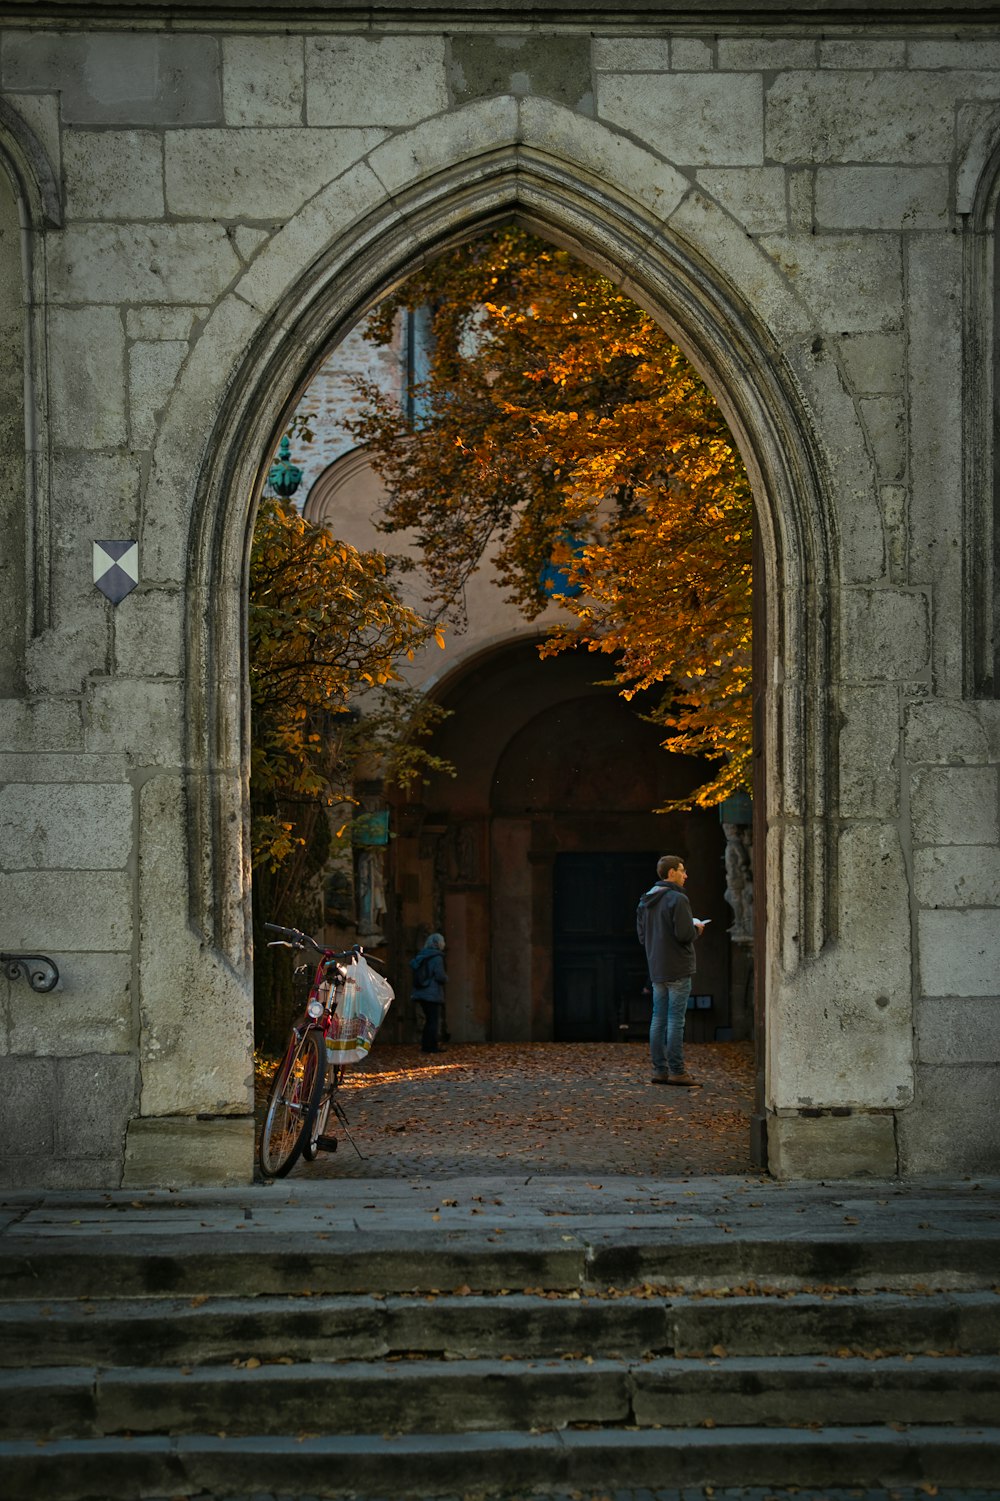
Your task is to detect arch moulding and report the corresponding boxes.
[182,123,841,1000]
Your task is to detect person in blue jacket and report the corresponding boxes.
[410,932,448,1054]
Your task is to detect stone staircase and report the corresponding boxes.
[1,1190,999,1498]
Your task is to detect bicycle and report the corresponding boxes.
[258,923,390,1178]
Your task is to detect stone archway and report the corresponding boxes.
[139,103,855,1181]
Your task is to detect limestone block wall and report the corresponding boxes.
[0,4,997,1185]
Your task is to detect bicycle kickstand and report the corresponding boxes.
[333,1098,365,1159]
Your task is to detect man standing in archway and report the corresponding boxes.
[638,855,705,1088]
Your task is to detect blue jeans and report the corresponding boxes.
[649,977,691,1076]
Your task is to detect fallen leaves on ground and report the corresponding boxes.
[255,1040,755,1179]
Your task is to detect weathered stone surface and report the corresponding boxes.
[128,341,189,452]
[227,159,388,320]
[519,97,689,226]
[838,686,900,820]
[841,588,929,681]
[718,38,817,70]
[52,450,142,538]
[915,996,1000,1064]
[905,699,992,765]
[0,869,132,950]
[0,698,83,753]
[910,765,999,847]
[367,94,518,198]
[0,781,132,869]
[49,306,126,448]
[0,751,123,784]
[136,775,252,1120]
[591,39,672,72]
[835,331,905,396]
[24,617,111,697]
[815,166,950,231]
[451,33,592,112]
[0,1057,56,1155]
[165,128,386,219]
[914,845,1000,909]
[112,588,184,680]
[6,949,133,1056]
[598,71,764,166]
[141,293,266,581]
[222,34,304,127]
[918,910,1000,998]
[782,341,886,587]
[819,39,906,70]
[694,166,787,233]
[765,71,955,164]
[909,39,1000,70]
[126,307,206,342]
[757,232,903,334]
[0,30,221,126]
[768,1113,898,1179]
[4,89,61,183]
[307,36,448,126]
[769,823,912,1111]
[123,1115,253,1188]
[904,233,964,695]
[665,190,801,341]
[55,1053,137,1163]
[899,1062,1000,1175]
[670,38,714,72]
[63,129,164,220]
[84,680,184,765]
[48,224,242,306]
[880,485,907,583]
[859,395,906,484]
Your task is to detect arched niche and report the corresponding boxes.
[184,129,840,1010]
[959,111,1000,697]
[0,103,58,691]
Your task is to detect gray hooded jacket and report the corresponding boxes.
[636,880,696,984]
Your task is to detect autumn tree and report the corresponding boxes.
[349,226,753,807]
[249,493,446,1043]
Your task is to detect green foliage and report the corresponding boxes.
[248,492,452,1043]
[349,226,753,807]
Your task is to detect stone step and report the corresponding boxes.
[2,1227,997,1299]
[2,1353,997,1440]
[2,1288,998,1368]
[1,1424,999,1500]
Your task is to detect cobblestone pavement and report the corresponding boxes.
[258,1040,757,1181]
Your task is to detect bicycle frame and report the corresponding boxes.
[258,923,367,1177]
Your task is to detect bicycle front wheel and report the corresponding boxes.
[258,1029,325,1178]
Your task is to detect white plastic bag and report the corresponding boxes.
[324,955,394,1065]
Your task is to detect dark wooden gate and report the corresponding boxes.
[552,852,657,1041]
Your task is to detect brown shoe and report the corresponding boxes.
[667,1072,701,1087]
[650,1072,670,1084]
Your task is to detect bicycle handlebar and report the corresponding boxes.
[262,923,386,973]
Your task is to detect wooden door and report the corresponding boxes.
[552,852,656,1041]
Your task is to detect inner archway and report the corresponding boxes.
[380,637,746,1052]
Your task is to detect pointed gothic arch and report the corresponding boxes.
[0,102,57,688]
[169,113,845,1135]
[959,109,1000,697]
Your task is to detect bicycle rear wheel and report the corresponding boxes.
[258,1029,325,1178]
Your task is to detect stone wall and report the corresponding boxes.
[0,2,998,1185]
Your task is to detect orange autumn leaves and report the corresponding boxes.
[350,226,752,808]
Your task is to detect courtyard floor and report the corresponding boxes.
[257,1040,757,1181]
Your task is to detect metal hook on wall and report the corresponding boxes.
[1,953,60,993]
